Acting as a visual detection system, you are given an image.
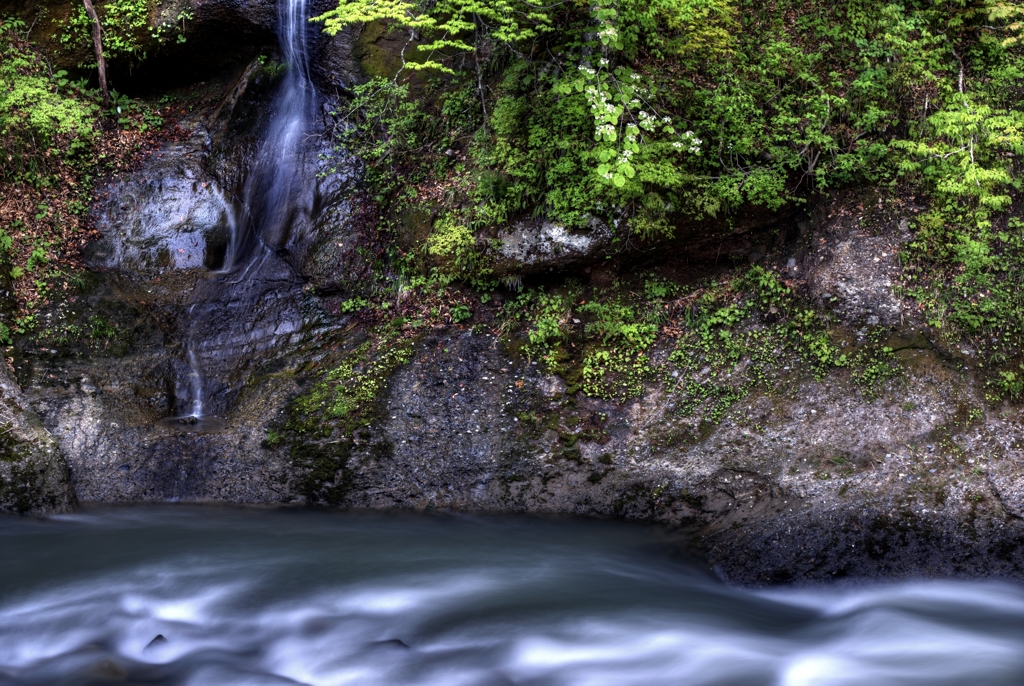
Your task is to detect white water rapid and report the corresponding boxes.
[2,508,1024,685]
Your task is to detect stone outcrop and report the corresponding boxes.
[494,218,615,275]
[88,122,234,275]
[0,0,278,82]
[0,363,74,514]
[803,202,915,327]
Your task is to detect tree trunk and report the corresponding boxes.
[81,0,109,107]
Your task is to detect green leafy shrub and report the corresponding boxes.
[1,18,98,183]
[579,300,660,349]
[1,16,165,322]
[318,0,1023,247]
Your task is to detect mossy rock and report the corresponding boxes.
[394,204,435,253]
[0,366,75,514]
[354,19,430,83]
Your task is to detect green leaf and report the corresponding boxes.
[613,173,626,187]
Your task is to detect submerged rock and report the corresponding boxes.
[87,658,127,681]
[144,634,168,651]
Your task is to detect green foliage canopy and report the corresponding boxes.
[314,0,551,73]
[318,0,1024,386]
[321,0,1023,238]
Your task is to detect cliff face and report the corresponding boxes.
[4,4,1024,585]
[14,112,1024,581]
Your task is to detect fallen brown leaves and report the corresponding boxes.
[0,109,179,319]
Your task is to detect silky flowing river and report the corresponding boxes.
[1,507,1023,685]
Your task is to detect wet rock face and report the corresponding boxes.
[30,363,296,503]
[343,332,509,509]
[270,114,368,294]
[804,205,913,327]
[80,60,368,411]
[89,126,231,275]
[82,112,312,416]
[339,328,1024,583]
[10,37,370,507]
[310,24,364,91]
[0,364,74,514]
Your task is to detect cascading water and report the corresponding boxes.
[224,0,314,270]
[185,348,203,417]
[164,0,317,429]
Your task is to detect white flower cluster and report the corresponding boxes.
[598,26,618,42]
[578,65,597,77]
[584,82,619,132]
[673,130,703,153]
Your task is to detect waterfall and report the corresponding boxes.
[222,0,314,271]
[166,0,314,427]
